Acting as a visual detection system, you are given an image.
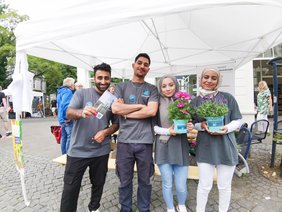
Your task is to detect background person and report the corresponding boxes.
[257,80,272,132]
[75,82,84,90]
[60,63,119,212]
[190,68,242,212]
[51,98,57,118]
[0,86,11,138]
[112,53,158,212]
[154,75,189,212]
[57,77,75,154]
[108,84,115,94]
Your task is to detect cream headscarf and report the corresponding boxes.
[157,75,179,143]
[198,68,222,97]
[158,75,179,128]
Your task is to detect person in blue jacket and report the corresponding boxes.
[57,77,75,154]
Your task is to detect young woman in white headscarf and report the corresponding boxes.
[154,75,190,212]
[257,81,272,132]
[189,68,242,212]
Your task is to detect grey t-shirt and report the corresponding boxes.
[115,81,158,144]
[68,88,118,158]
[191,92,242,166]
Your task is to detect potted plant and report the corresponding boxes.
[168,91,194,134]
[195,96,228,132]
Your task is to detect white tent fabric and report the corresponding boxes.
[14,0,282,79]
[6,52,34,114]
[3,89,43,97]
[10,0,282,113]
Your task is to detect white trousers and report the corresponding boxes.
[196,163,235,212]
[256,113,268,132]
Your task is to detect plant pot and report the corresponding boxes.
[205,116,224,132]
[173,119,188,134]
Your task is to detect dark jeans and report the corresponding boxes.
[116,143,154,212]
[60,154,109,212]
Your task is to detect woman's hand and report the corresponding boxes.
[201,121,209,131]
[269,105,273,113]
[210,126,228,135]
[169,125,177,136]
[187,121,194,131]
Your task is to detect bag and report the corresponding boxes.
[8,111,16,119]
[50,125,61,144]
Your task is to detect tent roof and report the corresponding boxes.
[15,0,282,78]
[3,89,43,97]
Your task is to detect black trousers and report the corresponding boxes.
[60,154,109,212]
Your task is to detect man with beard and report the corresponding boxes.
[112,53,159,212]
[60,63,119,212]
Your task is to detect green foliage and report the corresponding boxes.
[0,4,77,95]
[168,91,194,120]
[0,4,28,89]
[196,97,228,118]
[28,56,77,95]
[273,131,282,143]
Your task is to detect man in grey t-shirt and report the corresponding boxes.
[112,53,158,212]
[60,63,119,212]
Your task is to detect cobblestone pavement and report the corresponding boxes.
[0,117,282,212]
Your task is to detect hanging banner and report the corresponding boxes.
[11,120,24,169]
[11,119,30,206]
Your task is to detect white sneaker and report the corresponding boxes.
[167,208,175,212]
[90,209,100,212]
[177,205,187,212]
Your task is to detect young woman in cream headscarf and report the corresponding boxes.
[257,81,272,132]
[189,68,242,212]
[154,75,190,212]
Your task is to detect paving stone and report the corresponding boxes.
[1,117,282,212]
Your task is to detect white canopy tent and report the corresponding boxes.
[11,0,282,112]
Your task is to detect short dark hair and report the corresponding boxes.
[93,63,111,75]
[135,53,151,65]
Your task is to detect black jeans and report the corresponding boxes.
[116,143,154,212]
[60,154,109,212]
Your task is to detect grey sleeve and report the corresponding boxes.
[149,86,159,103]
[69,90,83,109]
[114,83,123,99]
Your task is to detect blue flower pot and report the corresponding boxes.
[173,119,188,134]
[205,116,224,132]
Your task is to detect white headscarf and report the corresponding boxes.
[198,68,222,97]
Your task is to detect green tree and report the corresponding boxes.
[0,4,76,95]
[0,4,28,88]
[28,56,77,95]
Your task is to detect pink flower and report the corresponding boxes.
[177,103,185,108]
[175,91,192,100]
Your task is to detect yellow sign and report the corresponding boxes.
[11,120,24,169]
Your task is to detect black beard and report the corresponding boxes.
[95,84,109,93]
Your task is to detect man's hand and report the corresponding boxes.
[82,106,97,118]
[92,129,107,143]
[116,98,124,104]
